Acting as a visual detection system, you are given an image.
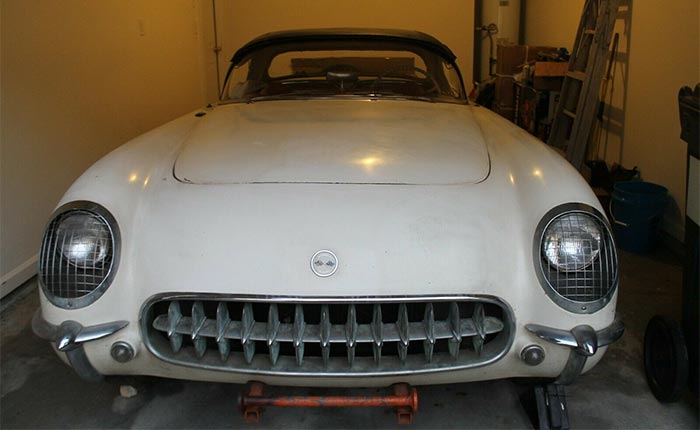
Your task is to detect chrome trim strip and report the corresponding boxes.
[140,292,514,304]
[139,293,515,378]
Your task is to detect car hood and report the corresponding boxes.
[173,100,490,185]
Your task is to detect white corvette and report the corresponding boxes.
[33,29,622,391]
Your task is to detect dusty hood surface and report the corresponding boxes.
[174,100,490,185]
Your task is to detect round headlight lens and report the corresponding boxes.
[56,212,111,267]
[39,202,119,309]
[542,213,602,272]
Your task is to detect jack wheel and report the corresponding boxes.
[644,315,688,402]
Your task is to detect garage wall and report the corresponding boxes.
[523,0,700,241]
[524,0,585,51]
[620,0,699,240]
[207,0,475,101]
[0,0,207,297]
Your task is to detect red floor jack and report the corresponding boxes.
[239,382,419,424]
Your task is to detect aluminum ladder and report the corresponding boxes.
[547,0,622,170]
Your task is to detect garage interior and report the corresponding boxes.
[1,0,698,428]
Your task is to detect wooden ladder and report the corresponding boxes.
[547,0,621,170]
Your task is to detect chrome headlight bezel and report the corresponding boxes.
[533,203,618,314]
[38,201,121,309]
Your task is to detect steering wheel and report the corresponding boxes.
[323,64,360,94]
[370,66,441,97]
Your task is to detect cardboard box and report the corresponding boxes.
[517,85,540,133]
[496,45,527,75]
[494,76,516,108]
[534,61,568,77]
[532,61,567,91]
[494,103,515,121]
[496,45,559,75]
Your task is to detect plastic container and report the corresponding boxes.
[610,181,668,253]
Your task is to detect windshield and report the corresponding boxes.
[221,39,466,104]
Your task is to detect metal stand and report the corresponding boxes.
[678,84,699,397]
[239,381,419,425]
[644,83,700,402]
[534,384,570,430]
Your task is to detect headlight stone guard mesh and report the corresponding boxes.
[535,204,618,314]
[39,202,119,309]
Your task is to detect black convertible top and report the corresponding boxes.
[230,28,457,65]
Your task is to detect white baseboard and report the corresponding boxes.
[1,254,38,299]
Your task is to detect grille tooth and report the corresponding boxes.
[345,304,358,366]
[448,302,462,358]
[293,304,305,366]
[396,303,410,364]
[241,303,256,364]
[320,304,331,367]
[371,304,383,365]
[167,301,183,353]
[423,303,436,363]
[215,302,231,361]
[191,301,207,358]
[472,303,486,356]
[267,304,280,365]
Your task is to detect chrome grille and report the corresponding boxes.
[38,202,119,309]
[142,295,513,376]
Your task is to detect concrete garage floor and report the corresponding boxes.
[1,250,698,429]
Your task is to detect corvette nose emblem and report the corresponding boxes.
[310,250,338,277]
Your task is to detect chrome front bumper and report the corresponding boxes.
[32,307,624,385]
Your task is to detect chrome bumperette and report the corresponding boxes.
[526,319,624,384]
[32,310,129,351]
[32,309,129,381]
[525,320,624,355]
[140,294,515,377]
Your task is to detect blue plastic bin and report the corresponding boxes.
[610,181,668,253]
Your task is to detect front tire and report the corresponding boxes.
[644,315,688,402]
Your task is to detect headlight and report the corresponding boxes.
[39,201,120,309]
[56,212,110,267]
[542,213,601,272]
[534,203,618,314]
